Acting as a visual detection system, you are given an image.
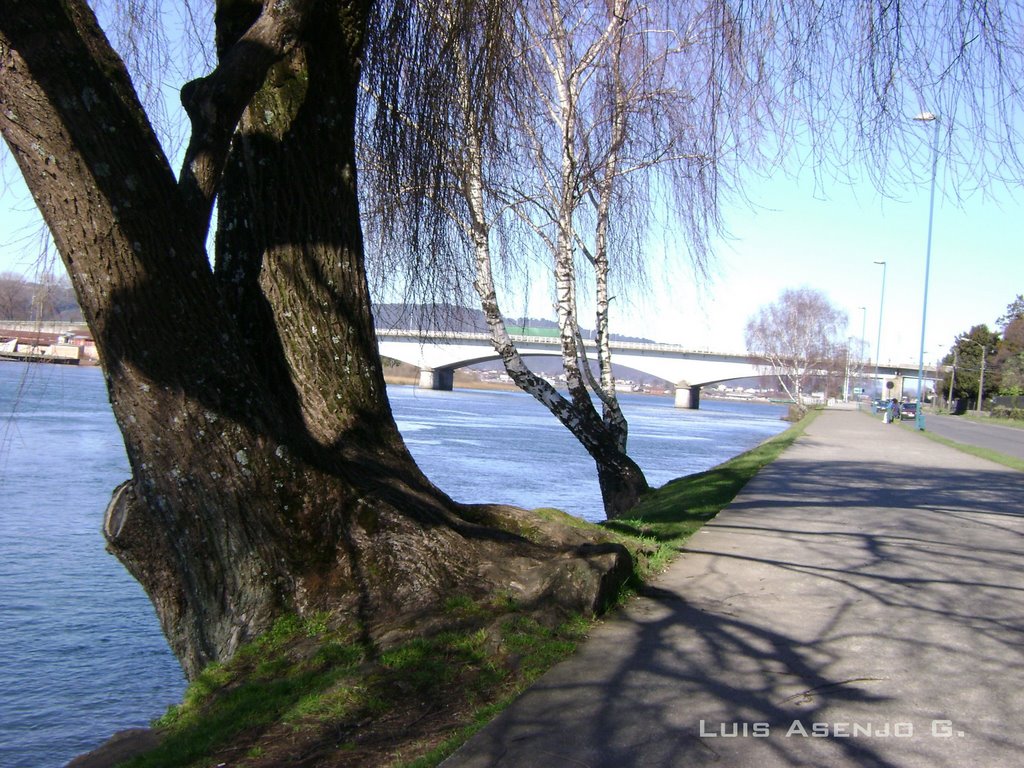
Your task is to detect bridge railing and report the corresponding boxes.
[374,328,751,358]
[2,322,946,374]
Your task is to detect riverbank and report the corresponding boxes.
[382,365,784,407]
[0,326,98,365]
[2,364,785,766]
[69,412,813,768]
[383,365,520,392]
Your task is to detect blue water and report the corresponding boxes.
[392,385,788,520]
[0,365,786,767]
[0,364,187,768]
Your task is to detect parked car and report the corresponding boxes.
[899,402,918,420]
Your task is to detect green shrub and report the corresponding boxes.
[991,405,1024,420]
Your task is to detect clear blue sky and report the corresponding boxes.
[606,165,1023,365]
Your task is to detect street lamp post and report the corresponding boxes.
[872,260,887,399]
[858,306,867,360]
[913,111,940,430]
[843,351,850,403]
[858,306,866,398]
[979,349,987,415]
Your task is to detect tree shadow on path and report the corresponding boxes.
[445,452,1024,767]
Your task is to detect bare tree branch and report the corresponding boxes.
[746,287,848,412]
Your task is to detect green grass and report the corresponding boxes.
[916,429,1024,472]
[390,613,592,767]
[888,409,1024,470]
[127,616,369,767]
[122,600,593,768]
[960,412,1024,430]
[604,408,819,578]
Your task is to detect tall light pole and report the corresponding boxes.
[979,348,988,415]
[858,306,867,360]
[872,260,887,399]
[856,303,864,378]
[912,111,940,430]
[858,306,866,396]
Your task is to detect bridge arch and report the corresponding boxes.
[376,330,766,408]
[376,329,943,408]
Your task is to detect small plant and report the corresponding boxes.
[303,611,332,637]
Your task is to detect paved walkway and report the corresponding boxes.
[443,409,1024,768]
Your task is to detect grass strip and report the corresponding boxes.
[121,607,592,768]
[915,429,1024,472]
[956,413,1024,430]
[605,407,819,578]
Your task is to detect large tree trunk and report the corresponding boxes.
[0,0,631,679]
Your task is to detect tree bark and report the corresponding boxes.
[1,0,631,679]
[454,36,647,519]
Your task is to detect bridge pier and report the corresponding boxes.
[418,368,454,391]
[674,384,702,409]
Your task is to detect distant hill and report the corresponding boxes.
[373,302,655,344]
[0,273,82,322]
[0,286,654,348]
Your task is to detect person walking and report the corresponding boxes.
[889,398,901,424]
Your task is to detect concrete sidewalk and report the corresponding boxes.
[443,410,1024,768]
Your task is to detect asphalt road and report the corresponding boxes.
[915,413,1024,461]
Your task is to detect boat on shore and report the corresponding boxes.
[0,349,81,365]
[0,331,89,365]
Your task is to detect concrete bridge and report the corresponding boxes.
[376,329,943,409]
[377,329,765,407]
[3,321,936,409]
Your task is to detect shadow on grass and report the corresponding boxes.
[604,409,818,546]
[122,412,823,768]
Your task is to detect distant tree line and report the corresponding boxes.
[941,295,1024,412]
[0,271,82,322]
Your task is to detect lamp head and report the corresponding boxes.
[914,111,938,122]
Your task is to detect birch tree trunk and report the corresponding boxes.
[451,15,648,519]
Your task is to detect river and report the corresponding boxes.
[0,363,786,767]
